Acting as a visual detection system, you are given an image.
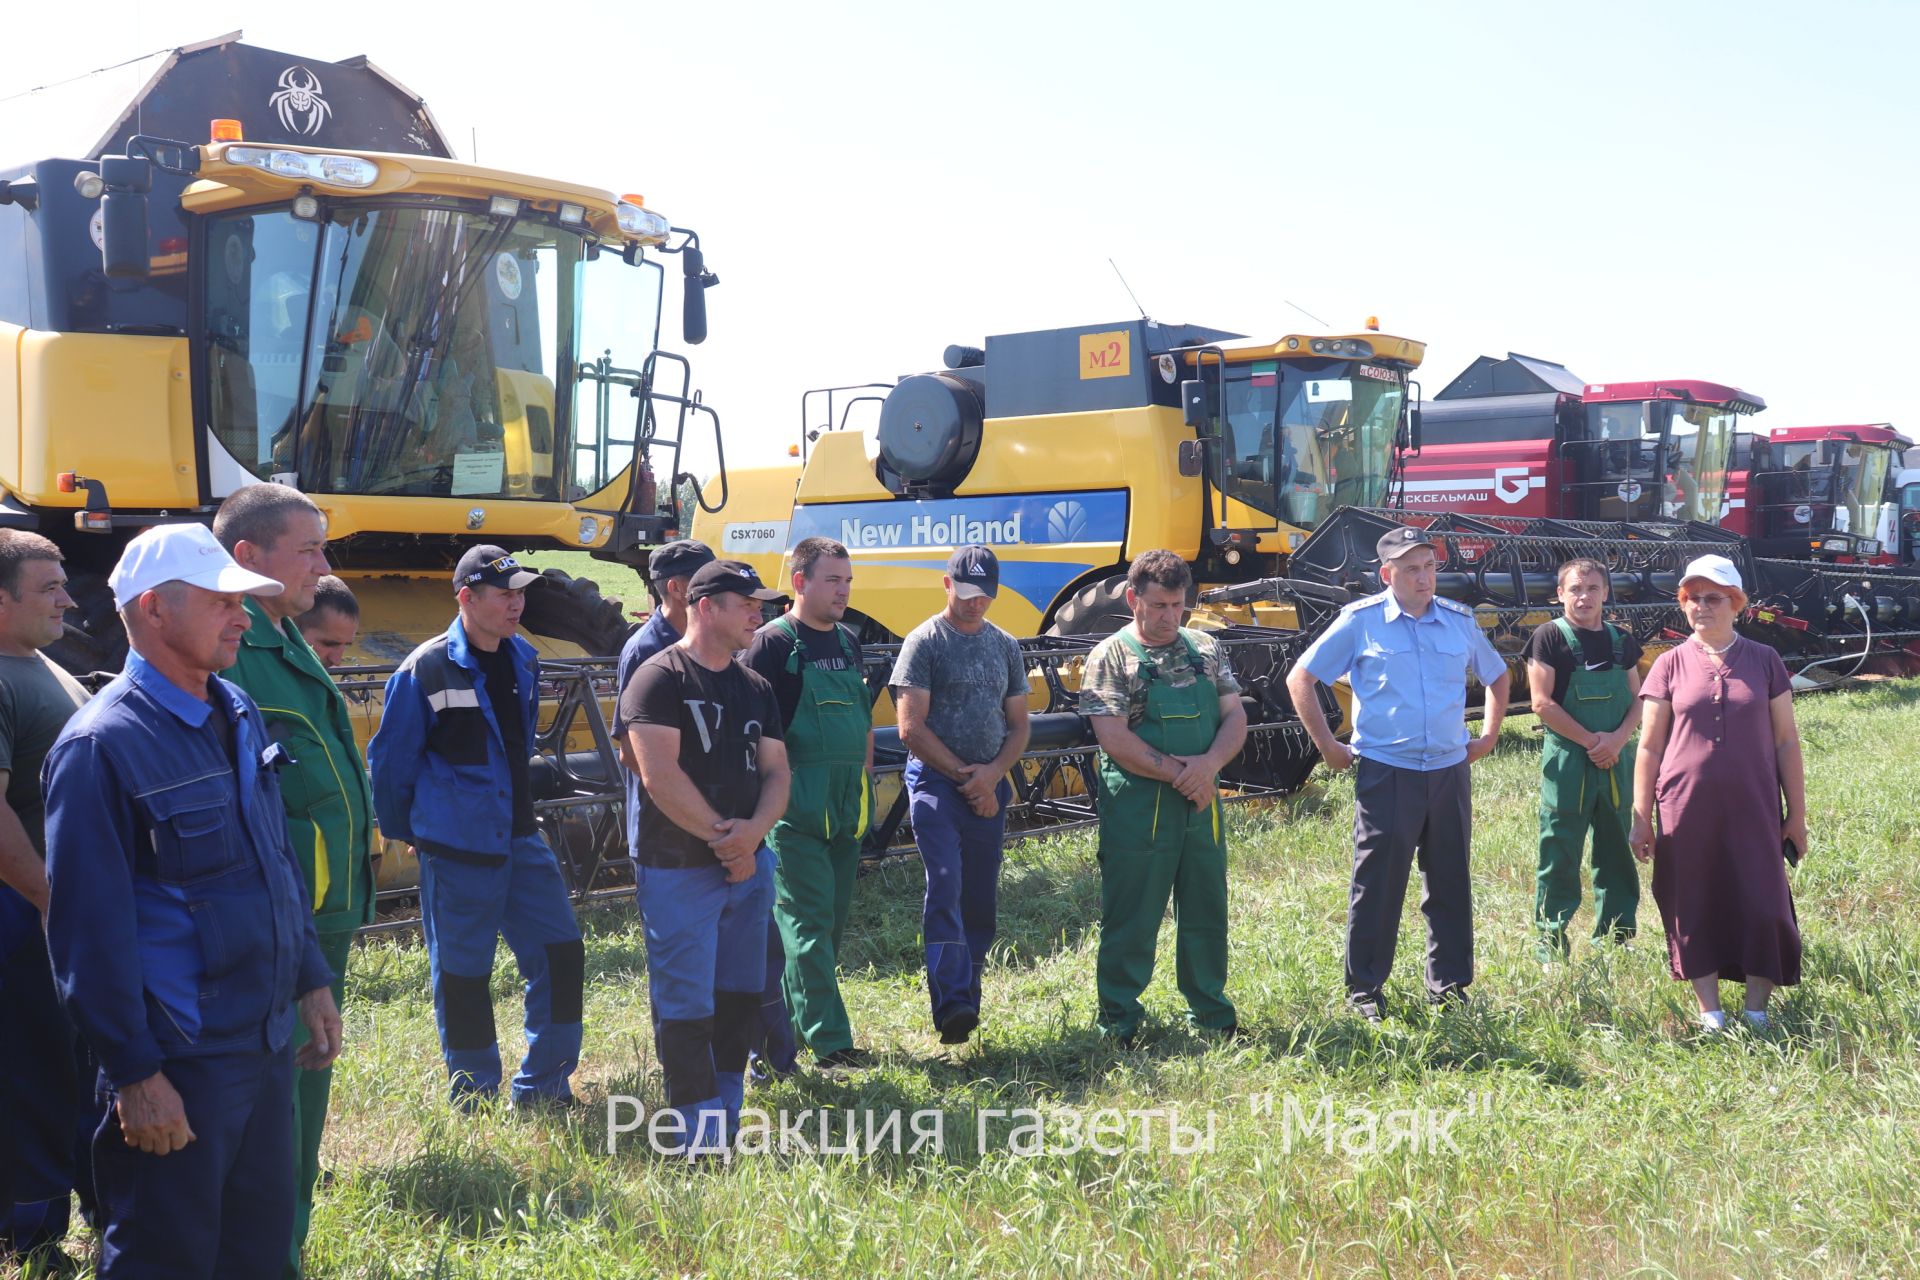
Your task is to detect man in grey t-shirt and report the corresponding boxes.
[888,545,1030,1046]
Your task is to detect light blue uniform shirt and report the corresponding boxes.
[1298,590,1507,772]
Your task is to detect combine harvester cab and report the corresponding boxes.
[696,318,1430,853]
[0,34,724,913]
[1741,424,1912,564]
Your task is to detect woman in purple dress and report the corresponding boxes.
[1628,555,1807,1032]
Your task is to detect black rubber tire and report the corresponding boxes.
[520,569,637,658]
[1044,574,1133,639]
[42,573,128,684]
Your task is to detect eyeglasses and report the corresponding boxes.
[1687,593,1732,608]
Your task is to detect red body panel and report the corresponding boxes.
[1399,438,1557,518]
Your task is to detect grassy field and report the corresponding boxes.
[15,681,1920,1278]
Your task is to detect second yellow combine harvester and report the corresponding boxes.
[697,317,1429,849]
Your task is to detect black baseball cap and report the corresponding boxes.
[454,544,539,592]
[1376,526,1439,563]
[686,559,786,604]
[648,538,715,584]
[947,544,999,599]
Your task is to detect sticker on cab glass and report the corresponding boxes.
[495,252,524,301]
[1078,330,1130,381]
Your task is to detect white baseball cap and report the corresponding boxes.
[1679,554,1743,593]
[108,523,285,608]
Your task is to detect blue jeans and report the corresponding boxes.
[907,760,1011,1030]
[91,1050,292,1278]
[419,835,585,1104]
[634,850,774,1145]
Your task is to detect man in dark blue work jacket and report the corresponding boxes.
[368,546,585,1109]
[42,523,343,1278]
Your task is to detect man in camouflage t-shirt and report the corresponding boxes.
[1078,550,1247,1045]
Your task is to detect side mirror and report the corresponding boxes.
[682,244,718,346]
[1177,438,1206,477]
[1405,404,1423,454]
[98,155,153,280]
[1180,379,1212,429]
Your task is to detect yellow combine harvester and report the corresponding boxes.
[0,35,722,905]
[0,33,715,675]
[694,319,1425,838]
[698,318,1424,640]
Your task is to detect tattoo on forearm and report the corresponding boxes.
[1147,749,1166,770]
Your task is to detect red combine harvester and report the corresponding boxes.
[1402,352,1759,528]
[1731,424,1913,564]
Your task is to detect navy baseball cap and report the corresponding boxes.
[648,538,715,584]
[947,544,999,599]
[1375,526,1438,563]
[686,559,786,604]
[454,545,539,592]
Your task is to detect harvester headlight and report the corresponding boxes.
[73,171,105,200]
[488,196,522,218]
[1310,339,1329,354]
[615,200,671,242]
[1822,538,1850,552]
[291,194,320,220]
[1345,338,1374,358]
[558,202,587,225]
[577,516,599,544]
[226,147,379,188]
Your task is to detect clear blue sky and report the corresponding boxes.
[10,1,1917,478]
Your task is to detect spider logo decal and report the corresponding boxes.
[269,66,332,137]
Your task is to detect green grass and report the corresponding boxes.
[16,682,1920,1279]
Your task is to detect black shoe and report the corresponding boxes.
[1428,985,1471,1008]
[1350,993,1386,1024]
[938,1009,980,1045]
[1202,1021,1247,1043]
[816,1046,873,1073]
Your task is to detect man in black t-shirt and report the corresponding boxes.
[1522,558,1644,961]
[623,560,790,1155]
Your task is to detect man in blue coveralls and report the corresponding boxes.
[1286,526,1511,1023]
[42,523,343,1277]
[368,546,585,1108]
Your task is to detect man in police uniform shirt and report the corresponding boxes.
[1287,526,1510,1023]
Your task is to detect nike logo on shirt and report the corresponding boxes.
[1583,661,1612,671]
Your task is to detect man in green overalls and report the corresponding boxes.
[742,537,874,1070]
[1079,550,1248,1045]
[1522,557,1643,962]
[216,485,374,1277]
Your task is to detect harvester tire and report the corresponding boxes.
[1046,574,1132,638]
[44,574,128,684]
[521,569,636,658]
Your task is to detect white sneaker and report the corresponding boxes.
[1743,1009,1770,1031]
[1699,1009,1728,1033]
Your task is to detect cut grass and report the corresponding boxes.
[13,682,1920,1279]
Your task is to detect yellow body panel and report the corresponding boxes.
[797,431,889,502]
[3,327,199,508]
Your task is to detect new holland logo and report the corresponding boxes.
[1045,500,1088,542]
[270,66,333,137]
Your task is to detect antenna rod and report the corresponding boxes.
[1109,258,1150,323]
[1285,298,1329,328]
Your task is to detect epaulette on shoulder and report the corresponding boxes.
[1433,597,1475,616]
[1346,593,1390,614]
